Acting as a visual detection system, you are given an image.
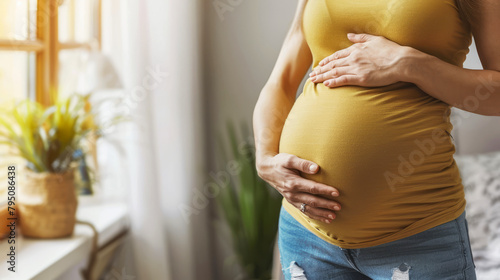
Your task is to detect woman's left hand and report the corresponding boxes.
[309,33,410,88]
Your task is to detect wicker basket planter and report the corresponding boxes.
[19,169,78,238]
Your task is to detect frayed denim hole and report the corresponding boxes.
[283,261,307,280]
[391,263,411,280]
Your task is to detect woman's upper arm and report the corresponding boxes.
[471,0,500,71]
[264,0,312,95]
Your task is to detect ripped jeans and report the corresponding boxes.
[278,206,476,280]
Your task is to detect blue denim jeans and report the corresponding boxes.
[278,206,477,280]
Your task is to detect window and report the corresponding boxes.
[0,0,102,195]
[0,0,102,106]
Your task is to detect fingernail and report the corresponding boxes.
[309,164,317,172]
[324,81,330,86]
[328,214,335,219]
[334,206,340,211]
[309,72,315,77]
[325,219,331,224]
[331,192,338,197]
[347,32,354,37]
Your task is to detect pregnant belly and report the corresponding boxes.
[279,81,464,244]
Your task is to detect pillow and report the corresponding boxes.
[455,151,500,280]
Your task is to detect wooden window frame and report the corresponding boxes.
[0,0,102,107]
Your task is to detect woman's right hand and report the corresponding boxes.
[256,153,341,223]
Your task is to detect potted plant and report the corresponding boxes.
[214,121,282,280]
[0,95,104,238]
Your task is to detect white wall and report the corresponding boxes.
[452,39,500,155]
[204,0,299,134]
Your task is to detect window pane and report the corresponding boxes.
[0,52,30,188]
[58,0,74,42]
[75,0,95,42]
[58,49,87,98]
[28,0,37,40]
[0,52,30,106]
[59,0,96,43]
[0,0,34,40]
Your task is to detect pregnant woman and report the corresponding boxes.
[253,0,500,279]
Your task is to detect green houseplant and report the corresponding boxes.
[214,121,282,280]
[0,95,99,173]
[0,94,105,238]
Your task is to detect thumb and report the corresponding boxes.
[284,155,319,174]
[347,33,373,43]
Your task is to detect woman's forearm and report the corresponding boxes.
[253,83,295,164]
[401,47,500,116]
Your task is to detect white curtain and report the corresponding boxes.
[100,0,209,279]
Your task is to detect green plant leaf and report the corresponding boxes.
[215,119,281,280]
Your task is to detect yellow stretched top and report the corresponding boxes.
[279,0,472,249]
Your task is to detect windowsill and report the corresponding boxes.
[0,197,129,280]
